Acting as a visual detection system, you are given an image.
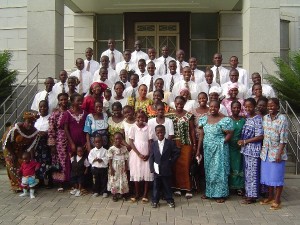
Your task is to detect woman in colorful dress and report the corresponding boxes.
[63,93,87,155]
[169,96,196,199]
[3,112,39,191]
[130,84,152,113]
[108,102,125,146]
[84,100,109,151]
[260,98,288,210]
[197,100,233,203]
[221,83,245,116]
[238,98,264,204]
[34,100,52,187]
[48,93,69,191]
[228,100,245,196]
[146,89,170,119]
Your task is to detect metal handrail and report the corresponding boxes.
[260,62,270,82]
[280,100,300,175]
[0,64,39,137]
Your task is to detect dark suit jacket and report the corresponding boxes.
[149,139,180,176]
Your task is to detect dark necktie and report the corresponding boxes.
[62,83,66,93]
[110,51,115,70]
[170,76,174,92]
[86,61,90,72]
[191,70,195,81]
[180,62,183,75]
[164,58,167,74]
[216,67,220,85]
[149,76,154,92]
[45,92,49,101]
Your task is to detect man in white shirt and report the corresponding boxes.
[229,56,249,89]
[139,61,161,93]
[131,40,149,65]
[247,72,276,98]
[53,70,69,96]
[94,55,118,84]
[119,69,131,89]
[31,77,58,113]
[70,58,93,95]
[146,48,164,76]
[189,57,205,84]
[172,66,199,100]
[211,53,229,85]
[115,49,136,75]
[101,39,123,70]
[208,86,228,116]
[163,60,182,92]
[135,59,149,79]
[157,46,175,75]
[221,68,247,99]
[93,67,114,89]
[123,73,140,99]
[175,50,189,75]
[199,69,220,96]
[84,47,99,77]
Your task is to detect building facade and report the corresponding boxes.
[0,0,299,81]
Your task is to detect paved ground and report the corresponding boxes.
[0,166,299,225]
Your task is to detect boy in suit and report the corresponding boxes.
[149,125,180,208]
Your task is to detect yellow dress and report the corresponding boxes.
[128,97,153,113]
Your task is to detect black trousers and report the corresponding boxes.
[91,167,108,194]
[152,174,173,203]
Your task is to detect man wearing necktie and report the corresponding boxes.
[211,53,229,86]
[158,46,175,75]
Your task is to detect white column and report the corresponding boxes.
[242,0,280,77]
[27,0,64,79]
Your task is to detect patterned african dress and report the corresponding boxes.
[169,112,193,191]
[107,145,129,194]
[146,103,170,119]
[84,113,109,149]
[3,123,38,191]
[240,115,263,198]
[48,109,70,182]
[130,98,153,113]
[108,117,124,147]
[228,117,245,189]
[199,116,233,198]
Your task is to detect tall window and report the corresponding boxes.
[280,20,290,62]
[190,13,218,70]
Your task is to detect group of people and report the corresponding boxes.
[2,39,287,210]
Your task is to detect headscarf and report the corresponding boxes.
[209,86,222,95]
[89,82,108,96]
[227,82,239,95]
[23,112,39,122]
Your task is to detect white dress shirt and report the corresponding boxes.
[221,81,247,99]
[176,60,189,75]
[93,68,119,84]
[70,69,93,94]
[163,73,182,92]
[131,50,149,64]
[236,67,249,89]
[84,59,100,77]
[172,80,199,100]
[198,81,220,96]
[71,156,90,167]
[157,138,165,155]
[146,59,164,76]
[139,74,162,92]
[53,81,69,96]
[101,49,124,69]
[191,69,205,84]
[123,86,140,98]
[115,61,136,75]
[157,56,175,74]
[148,118,174,141]
[34,114,50,131]
[31,90,58,113]
[88,147,108,168]
[211,65,230,85]
[247,84,276,98]
[136,70,149,80]
[98,79,114,89]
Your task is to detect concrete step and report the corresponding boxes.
[285,161,296,174]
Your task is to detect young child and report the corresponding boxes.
[88,136,108,198]
[128,110,153,203]
[107,132,129,201]
[70,146,90,197]
[19,152,40,199]
[149,125,180,208]
[103,89,113,116]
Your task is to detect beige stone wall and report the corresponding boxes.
[64,6,75,73]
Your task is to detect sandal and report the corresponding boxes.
[270,202,281,210]
[260,198,274,205]
[216,198,225,203]
[130,197,138,203]
[237,189,244,196]
[185,193,193,199]
[241,198,256,204]
[57,188,64,192]
[141,197,149,203]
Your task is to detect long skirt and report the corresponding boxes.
[243,155,260,198]
[261,158,285,187]
[229,149,244,189]
[4,149,22,191]
[172,141,192,191]
[34,136,52,180]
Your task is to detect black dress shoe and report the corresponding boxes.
[167,202,175,208]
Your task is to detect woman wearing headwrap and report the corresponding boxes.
[82,82,108,114]
[169,88,196,113]
[208,86,228,116]
[221,83,245,116]
[3,112,39,191]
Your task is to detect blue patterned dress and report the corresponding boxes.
[199,116,233,198]
[240,115,263,198]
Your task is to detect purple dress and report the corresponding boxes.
[62,109,87,154]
